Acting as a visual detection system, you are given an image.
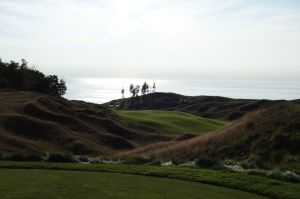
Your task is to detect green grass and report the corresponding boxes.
[1,161,299,199]
[0,169,268,199]
[115,110,227,135]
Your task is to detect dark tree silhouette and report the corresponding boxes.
[141,82,149,95]
[0,58,67,97]
[121,87,125,98]
[152,82,156,93]
[129,84,135,97]
[135,85,140,96]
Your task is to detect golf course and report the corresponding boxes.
[0,58,299,199]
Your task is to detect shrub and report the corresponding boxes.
[240,160,256,169]
[71,141,93,155]
[269,170,300,183]
[195,157,222,169]
[78,156,89,162]
[47,152,77,163]
[170,159,183,166]
[147,159,161,166]
[123,156,152,165]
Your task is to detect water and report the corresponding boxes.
[64,78,300,104]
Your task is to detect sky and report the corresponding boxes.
[0,0,300,80]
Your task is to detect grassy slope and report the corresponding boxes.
[1,161,299,199]
[115,110,227,135]
[0,169,268,199]
[119,102,300,171]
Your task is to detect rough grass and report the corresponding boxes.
[119,103,300,172]
[0,161,299,199]
[115,110,227,135]
[0,168,269,199]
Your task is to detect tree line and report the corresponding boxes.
[122,82,156,98]
[0,58,67,97]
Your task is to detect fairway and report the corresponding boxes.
[115,110,227,135]
[0,169,268,199]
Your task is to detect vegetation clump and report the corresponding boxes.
[195,157,223,169]
[78,156,89,162]
[46,152,77,163]
[123,156,152,165]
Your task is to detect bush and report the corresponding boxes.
[71,141,93,155]
[78,156,89,162]
[123,156,152,165]
[0,152,44,162]
[147,159,161,166]
[269,170,300,183]
[47,152,77,163]
[195,157,222,169]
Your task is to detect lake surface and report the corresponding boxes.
[64,78,300,104]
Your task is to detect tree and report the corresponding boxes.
[129,84,135,97]
[121,87,125,98]
[18,59,28,89]
[57,78,67,97]
[21,59,28,69]
[0,58,67,97]
[152,82,156,93]
[135,85,140,96]
[141,82,149,95]
[40,75,66,97]
[129,84,141,98]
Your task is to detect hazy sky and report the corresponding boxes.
[0,0,300,80]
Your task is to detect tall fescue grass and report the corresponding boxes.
[117,103,300,174]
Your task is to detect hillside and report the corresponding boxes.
[1,89,299,171]
[0,90,226,157]
[119,101,300,171]
[108,92,283,121]
[0,89,177,156]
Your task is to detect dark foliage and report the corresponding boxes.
[0,58,66,96]
[47,152,77,163]
[78,156,89,162]
[123,156,152,165]
[195,157,221,168]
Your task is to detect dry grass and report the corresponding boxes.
[118,102,300,170]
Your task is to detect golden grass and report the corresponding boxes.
[118,102,300,165]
